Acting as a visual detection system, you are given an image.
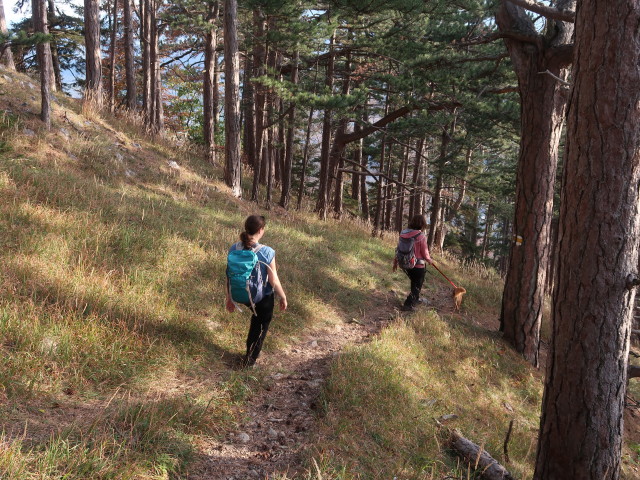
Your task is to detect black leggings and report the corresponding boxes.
[245,294,275,364]
[403,267,426,307]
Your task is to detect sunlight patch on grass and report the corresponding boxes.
[312,310,543,479]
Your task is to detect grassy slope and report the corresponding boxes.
[0,68,638,479]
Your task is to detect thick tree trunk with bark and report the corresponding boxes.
[84,0,102,108]
[223,0,242,197]
[33,0,52,128]
[497,0,574,367]
[0,0,15,70]
[534,1,640,478]
[203,0,219,163]
[123,0,136,109]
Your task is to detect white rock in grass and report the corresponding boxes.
[39,336,59,354]
[267,427,278,440]
[23,128,35,136]
[168,160,180,170]
[115,152,124,163]
[237,432,251,443]
[125,169,136,178]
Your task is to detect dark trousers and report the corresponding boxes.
[403,267,426,307]
[245,293,275,364]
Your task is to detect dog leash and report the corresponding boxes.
[431,263,459,289]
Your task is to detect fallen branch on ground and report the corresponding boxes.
[449,430,516,480]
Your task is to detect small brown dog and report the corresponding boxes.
[453,287,466,311]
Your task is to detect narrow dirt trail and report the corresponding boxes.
[186,291,408,480]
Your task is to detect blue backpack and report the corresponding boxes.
[226,243,269,314]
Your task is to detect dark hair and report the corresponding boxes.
[240,215,266,248]
[408,214,427,231]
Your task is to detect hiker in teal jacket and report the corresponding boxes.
[226,215,287,367]
[393,214,433,311]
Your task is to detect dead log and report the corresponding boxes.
[449,430,515,480]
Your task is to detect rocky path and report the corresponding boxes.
[186,292,401,480]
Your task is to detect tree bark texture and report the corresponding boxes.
[223,0,242,197]
[84,0,102,108]
[0,0,15,70]
[250,8,266,201]
[141,0,151,119]
[33,0,52,129]
[279,50,298,209]
[315,30,335,219]
[108,0,118,112]
[123,0,136,109]
[203,0,219,163]
[46,0,59,91]
[497,0,575,367]
[534,1,640,478]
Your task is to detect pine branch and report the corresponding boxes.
[506,0,575,23]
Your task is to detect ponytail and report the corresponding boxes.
[240,215,266,248]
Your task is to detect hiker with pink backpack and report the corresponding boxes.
[226,215,288,367]
[393,214,434,312]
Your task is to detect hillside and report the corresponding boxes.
[1,67,639,480]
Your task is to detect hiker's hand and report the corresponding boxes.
[279,296,288,311]
[225,297,235,313]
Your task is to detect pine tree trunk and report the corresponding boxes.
[383,150,393,231]
[265,127,273,207]
[497,0,574,368]
[141,0,151,121]
[47,0,60,91]
[350,104,362,202]
[395,144,409,231]
[149,0,162,133]
[428,126,450,249]
[84,0,102,108]
[360,135,369,221]
[279,50,298,210]
[0,0,15,70]
[315,30,335,220]
[296,104,314,210]
[243,52,255,169]
[123,0,136,109]
[534,1,640,476]
[33,0,52,129]
[373,133,387,236]
[223,0,242,197]
[408,138,424,220]
[108,0,118,112]
[250,9,266,201]
[203,0,219,163]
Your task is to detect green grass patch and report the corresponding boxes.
[311,310,543,479]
